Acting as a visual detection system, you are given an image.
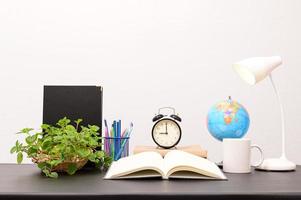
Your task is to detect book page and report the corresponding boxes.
[168,171,219,179]
[164,150,226,179]
[104,151,164,179]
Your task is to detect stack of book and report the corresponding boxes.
[133,145,207,158]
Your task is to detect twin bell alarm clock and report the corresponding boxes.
[152,107,182,149]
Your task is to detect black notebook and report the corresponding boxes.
[43,85,103,129]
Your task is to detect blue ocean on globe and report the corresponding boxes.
[207,97,250,141]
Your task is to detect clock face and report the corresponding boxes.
[152,119,181,149]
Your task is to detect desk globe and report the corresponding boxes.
[207,97,250,141]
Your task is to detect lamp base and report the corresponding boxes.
[255,157,296,171]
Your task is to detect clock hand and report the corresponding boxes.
[165,123,168,134]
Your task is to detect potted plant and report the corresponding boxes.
[10,117,111,178]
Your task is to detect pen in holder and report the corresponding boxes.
[104,136,130,161]
[104,119,133,161]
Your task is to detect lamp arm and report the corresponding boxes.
[269,74,287,159]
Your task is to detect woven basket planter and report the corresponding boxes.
[32,153,88,173]
[51,159,88,172]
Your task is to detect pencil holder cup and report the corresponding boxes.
[104,137,130,161]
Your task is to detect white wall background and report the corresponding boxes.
[0,0,301,164]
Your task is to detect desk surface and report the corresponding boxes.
[0,164,300,200]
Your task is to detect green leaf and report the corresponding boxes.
[88,125,100,132]
[53,136,63,142]
[66,125,76,132]
[64,146,73,154]
[80,126,87,130]
[88,139,98,147]
[25,136,32,144]
[35,132,43,136]
[41,124,50,130]
[77,147,91,158]
[42,169,56,178]
[10,146,17,154]
[60,152,65,160]
[15,140,24,152]
[27,146,38,156]
[42,169,49,174]
[88,153,96,162]
[75,119,83,124]
[75,119,83,127]
[17,152,23,164]
[67,163,77,175]
[56,117,71,128]
[104,155,113,168]
[95,161,101,168]
[17,128,34,134]
[37,162,47,169]
[95,151,104,158]
[15,140,20,149]
[50,160,62,167]
[48,172,58,178]
[25,134,38,144]
[42,139,52,150]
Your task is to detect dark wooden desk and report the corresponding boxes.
[0,164,300,200]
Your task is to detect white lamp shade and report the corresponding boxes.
[233,56,282,85]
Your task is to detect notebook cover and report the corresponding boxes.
[43,85,102,129]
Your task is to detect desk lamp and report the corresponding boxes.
[233,56,296,171]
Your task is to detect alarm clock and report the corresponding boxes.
[151,107,182,149]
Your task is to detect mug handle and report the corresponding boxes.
[250,145,264,167]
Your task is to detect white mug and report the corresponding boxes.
[223,138,264,173]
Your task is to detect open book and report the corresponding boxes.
[104,150,227,180]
